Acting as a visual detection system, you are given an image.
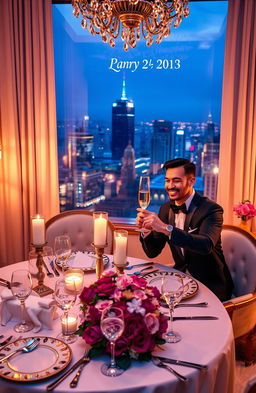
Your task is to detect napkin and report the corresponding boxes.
[0,288,58,333]
[67,251,95,269]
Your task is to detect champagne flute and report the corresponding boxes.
[54,235,72,271]
[100,307,124,377]
[10,269,33,333]
[54,279,77,344]
[161,274,184,343]
[137,176,151,233]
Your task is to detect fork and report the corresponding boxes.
[0,338,40,363]
[125,262,154,270]
[129,266,157,276]
[43,260,54,277]
[152,357,187,382]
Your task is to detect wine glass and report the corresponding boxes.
[136,176,151,233]
[54,235,72,271]
[161,273,184,343]
[100,307,125,377]
[54,279,77,344]
[10,269,33,333]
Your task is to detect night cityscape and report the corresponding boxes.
[52,2,227,218]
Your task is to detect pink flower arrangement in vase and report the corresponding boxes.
[77,271,167,370]
[233,200,256,221]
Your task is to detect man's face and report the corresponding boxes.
[165,166,195,203]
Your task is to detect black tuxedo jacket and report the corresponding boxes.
[141,191,233,301]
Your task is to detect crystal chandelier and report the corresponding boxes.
[72,0,189,51]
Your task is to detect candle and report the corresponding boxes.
[64,269,84,292]
[32,215,45,245]
[61,314,78,335]
[114,232,128,266]
[94,213,107,246]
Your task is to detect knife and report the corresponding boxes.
[49,259,60,277]
[46,355,90,391]
[70,359,89,388]
[155,356,207,370]
[172,316,218,320]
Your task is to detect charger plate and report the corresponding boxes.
[143,270,199,300]
[56,251,109,272]
[0,336,72,382]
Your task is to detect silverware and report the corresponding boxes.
[172,316,218,321]
[43,260,54,277]
[128,266,158,276]
[49,259,60,277]
[124,262,154,270]
[155,356,207,370]
[0,338,40,363]
[47,352,90,391]
[152,357,187,382]
[161,301,208,308]
[69,355,90,388]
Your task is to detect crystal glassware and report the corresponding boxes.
[161,273,184,343]
[136,176,151,233]
[100,307,125,377]
[54,279,77,344]
[10,269,33,333]
[54,235,72,271]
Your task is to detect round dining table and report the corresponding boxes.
[0,256,235,393]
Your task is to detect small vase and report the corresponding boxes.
[238,219,251,232]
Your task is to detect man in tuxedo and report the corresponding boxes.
[136,158,233,301]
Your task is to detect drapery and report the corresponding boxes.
[0,0,59,266]
[217,0,256,233]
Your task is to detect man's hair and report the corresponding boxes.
[163,158,196,176]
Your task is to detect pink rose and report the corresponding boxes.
[157,314,168,337]
[82,325,104,345]
[112,288,122,301]
[130,276,147,289]
[142,299,157,313]
[106,337,129,356]
[124,314,145,340]
[80,286,96,304]
[96,277,116,296]
[86,305,101,324]
[131,328,155,353]
[133,289,147,300]
[95,299,113,312]
[116,275,133,290]
[144,313,160,335]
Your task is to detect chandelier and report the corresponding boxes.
[72,0,189,51]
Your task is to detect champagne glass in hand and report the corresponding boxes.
[10,269,33,333]
[137,176,151,233]
[161,274,184,343]
[54,235,72,271]
[100,307,124,377]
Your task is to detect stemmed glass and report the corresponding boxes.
[10,269,33,333]
[100,307,125,377]
[54,279,77,344]
[54,235,72,271]
[136,176,151,233]
[161,274,184,343]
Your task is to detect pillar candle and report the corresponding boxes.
[61,314,78,335]
[114,234,127,266]
[94,215,107,246]
[32,216,45,245]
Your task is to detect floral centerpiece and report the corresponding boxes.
[77,270,167,370]
[233,200,256,221]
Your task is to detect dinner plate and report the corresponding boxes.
[56,251,110,272]
[143,270,199,300]
[0,336,72,382]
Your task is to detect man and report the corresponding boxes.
[136,158,233,301]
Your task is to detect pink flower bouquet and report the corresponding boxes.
[233,200,256,221]
[77,271,168,369]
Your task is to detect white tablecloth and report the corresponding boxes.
[0,257,235,393]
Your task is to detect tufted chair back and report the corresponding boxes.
[45,210,115,254]
[221,224,256,297]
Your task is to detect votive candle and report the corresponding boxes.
[61,314,78,335]
[64,269,84,292]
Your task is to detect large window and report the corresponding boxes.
[52,1,228,218]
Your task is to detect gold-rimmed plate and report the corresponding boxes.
[0,336,72,382]
[56,251,109,272]
[143,270,199,300]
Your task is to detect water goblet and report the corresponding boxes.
[54,235,72,271]
[54,279,77,344]
[10,269,33,333]
[100,307,124,377]
[161,273,184,343]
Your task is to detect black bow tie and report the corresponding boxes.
[170,203,188,214]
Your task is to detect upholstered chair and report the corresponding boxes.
[221,224,256,365]
[45,210,115,254]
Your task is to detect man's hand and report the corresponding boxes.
[136,208,169,235]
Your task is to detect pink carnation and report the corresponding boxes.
[144,313,160,334]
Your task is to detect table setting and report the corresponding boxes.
[0,212,235,393]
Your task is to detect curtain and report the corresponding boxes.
[0,0,59,266]
[217,0,256,233]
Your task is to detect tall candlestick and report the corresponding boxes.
[32,215,45,245]
[93,212,108,246]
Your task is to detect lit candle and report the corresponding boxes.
[61,314,78,335]
[94,214,107,246]
[114,233,128,266]
[32,215,45,245]
[64,270,84,292]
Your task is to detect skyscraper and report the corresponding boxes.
[151,120,173,174]
[111,78,135,160]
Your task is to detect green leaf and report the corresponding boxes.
[88,346,105,358]
[115,354,131,370]
[137,352,152,362]
[156,338,166,345]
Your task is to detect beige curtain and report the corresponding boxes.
[217,0,256,233]
[0,0,59,266]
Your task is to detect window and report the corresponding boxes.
[52,1,228,218]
